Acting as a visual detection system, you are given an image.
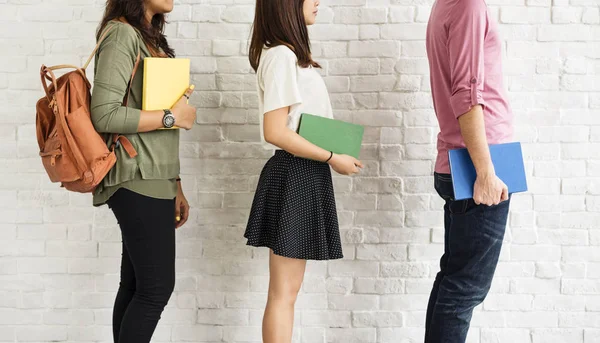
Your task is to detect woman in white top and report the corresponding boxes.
[244,0,363,342]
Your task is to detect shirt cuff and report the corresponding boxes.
[450,87,485,119]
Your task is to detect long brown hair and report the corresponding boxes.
[96,0,174,58]
[249,0,320,71]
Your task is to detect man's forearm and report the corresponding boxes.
[458,105,494,176]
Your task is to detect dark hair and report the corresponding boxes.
[249,0,320,71]
[96,0,174,58]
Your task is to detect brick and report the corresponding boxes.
[295,293,328,310]
[381,24,426,40]
[191,5,222,22]
[511,245,561,261]
[510,278,560,294]
[359,24,380,40]
[16,326,67,341]
[563,262,586,278]
[484,294,534,311]
[328,261,379,277]
[350,75,396,92]
[221,6,254,23]
[46,241,97,258]
[320,42,349,58]
[352,311,403,327]
[534,295,586,311]
[172,325,222,342]
[559,312,600,328]
[329,58,379,75]
[197,309,248,326]
[301,310,351,327]
[334,8,387,24]
[380,262,429,277]
[380,294,430,311]
[495,262,536,277]
[310,24,359,40]
[561,75,600,91]
[196,23,250,40]
[348,41,400,57]
[326,328,377,343]
[532,329,583,342]
[535,262,562,278]
[562,279,600,294]
[552,7,583,23]
[585,329,600,342]
[508,42,559,58]
[481,329,533,343]
[583,7,600,24]
[405,278,433,294]
[356,244,407,261]
[538,229,588,245]
[501,7,551,23]
[381,160,432,176]
[539,24,591,41]
[506,311,558,328]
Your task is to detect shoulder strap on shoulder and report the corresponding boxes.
[83,24,115,70]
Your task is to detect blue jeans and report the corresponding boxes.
[425,173,511,343]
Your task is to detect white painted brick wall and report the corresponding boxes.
[0,0,598,341]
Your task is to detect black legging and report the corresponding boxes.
[107,188,176,343]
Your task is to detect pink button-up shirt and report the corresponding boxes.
[426,0,514,174]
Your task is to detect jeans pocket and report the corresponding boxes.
[448,198,478,215]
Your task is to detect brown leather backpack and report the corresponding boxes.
[36,25,139,193]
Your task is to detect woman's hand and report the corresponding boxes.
[171,86,197,130]
[175,181,190,229]
[328,153,363,175]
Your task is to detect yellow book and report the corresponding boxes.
[142,57,190,129]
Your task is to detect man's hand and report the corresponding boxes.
[473,171,509,206]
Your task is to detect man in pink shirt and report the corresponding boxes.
[425,0,513,341]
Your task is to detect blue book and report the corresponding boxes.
[448,142,528,201]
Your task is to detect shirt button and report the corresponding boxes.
[470,78,477,84]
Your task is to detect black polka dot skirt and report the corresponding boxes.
[244,150,343,260]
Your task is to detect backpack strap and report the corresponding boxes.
[111,50,140,159]
[111,134,138,158]
[83,24,115,70]
[123,51,141,107]
[86,21,141,159]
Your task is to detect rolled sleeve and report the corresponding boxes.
[90,24,141,134]
[448,0,488,119]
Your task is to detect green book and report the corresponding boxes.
[297,113,364,159]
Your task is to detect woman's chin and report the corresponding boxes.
[161,5,174,14]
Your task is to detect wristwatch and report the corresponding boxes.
[162,109,175,128]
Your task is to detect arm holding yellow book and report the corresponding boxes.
[143,57,193,130]
[136,86,196,131]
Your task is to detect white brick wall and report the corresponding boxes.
[0,0,598,341]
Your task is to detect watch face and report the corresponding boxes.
[164,115,175,128]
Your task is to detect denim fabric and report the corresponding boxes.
[425,173,511,343]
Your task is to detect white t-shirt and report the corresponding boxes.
[256,45,333,150]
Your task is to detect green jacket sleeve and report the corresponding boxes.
[90,23,142,134]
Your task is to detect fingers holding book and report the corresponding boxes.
[328,153,363,176]
[171,85,197,130]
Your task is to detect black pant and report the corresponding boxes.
[425,173,511,343]
[107,188,176,343]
